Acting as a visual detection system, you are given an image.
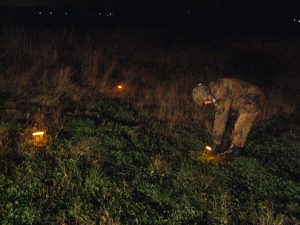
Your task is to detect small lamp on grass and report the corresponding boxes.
[116,83,126,93]
[205,146,212,151]
[114,83,127,97]
[32,130,44,140]
[117,84,123,90]
[113,83,128,96]
[199,145,223,163]
[31,128,47,147]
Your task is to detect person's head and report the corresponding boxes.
[192,83,213,105]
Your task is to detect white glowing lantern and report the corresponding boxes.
[205,146,212,151]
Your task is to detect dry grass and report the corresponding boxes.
[0,126,10,152]
[1,27,299,126]
[255,205,295,225]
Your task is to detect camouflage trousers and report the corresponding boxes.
[230,111,260,148]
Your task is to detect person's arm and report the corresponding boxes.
[212,98,232,145]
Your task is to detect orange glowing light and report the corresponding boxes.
[200,147,223,164]
[206,146,212,151]
[32,131,45,136]
[117,84,123,89]
[31,130,47,147]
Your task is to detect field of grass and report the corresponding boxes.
[0,26,300,224]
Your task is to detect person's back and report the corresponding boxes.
[208,78,265,114]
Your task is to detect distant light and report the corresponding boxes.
[49,12,53,15]
[117,84,123,89]
[39,11,42,15]
[187,10,190,14]
[294,19,296,22]
[65,12,68,15]
[98,12,102,15]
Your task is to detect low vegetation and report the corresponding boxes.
[0,26,299,224]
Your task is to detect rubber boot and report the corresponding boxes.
[223,145,244,159]
[211,144,223,156]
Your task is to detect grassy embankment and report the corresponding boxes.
[0,27,299,224]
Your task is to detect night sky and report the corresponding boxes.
[1,0,300,30]
[0,0,299,14]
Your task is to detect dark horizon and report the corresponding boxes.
[1,5,298,35]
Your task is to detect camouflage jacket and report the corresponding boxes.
[208,78,265,144]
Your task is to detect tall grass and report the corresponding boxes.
[1,26,299,126]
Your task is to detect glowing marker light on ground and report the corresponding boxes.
[206,146,212,151]
[200,146,223,163]
[31,130,47,147]
[32,131,45,136]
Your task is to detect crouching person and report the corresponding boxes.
[192,78,266,159]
